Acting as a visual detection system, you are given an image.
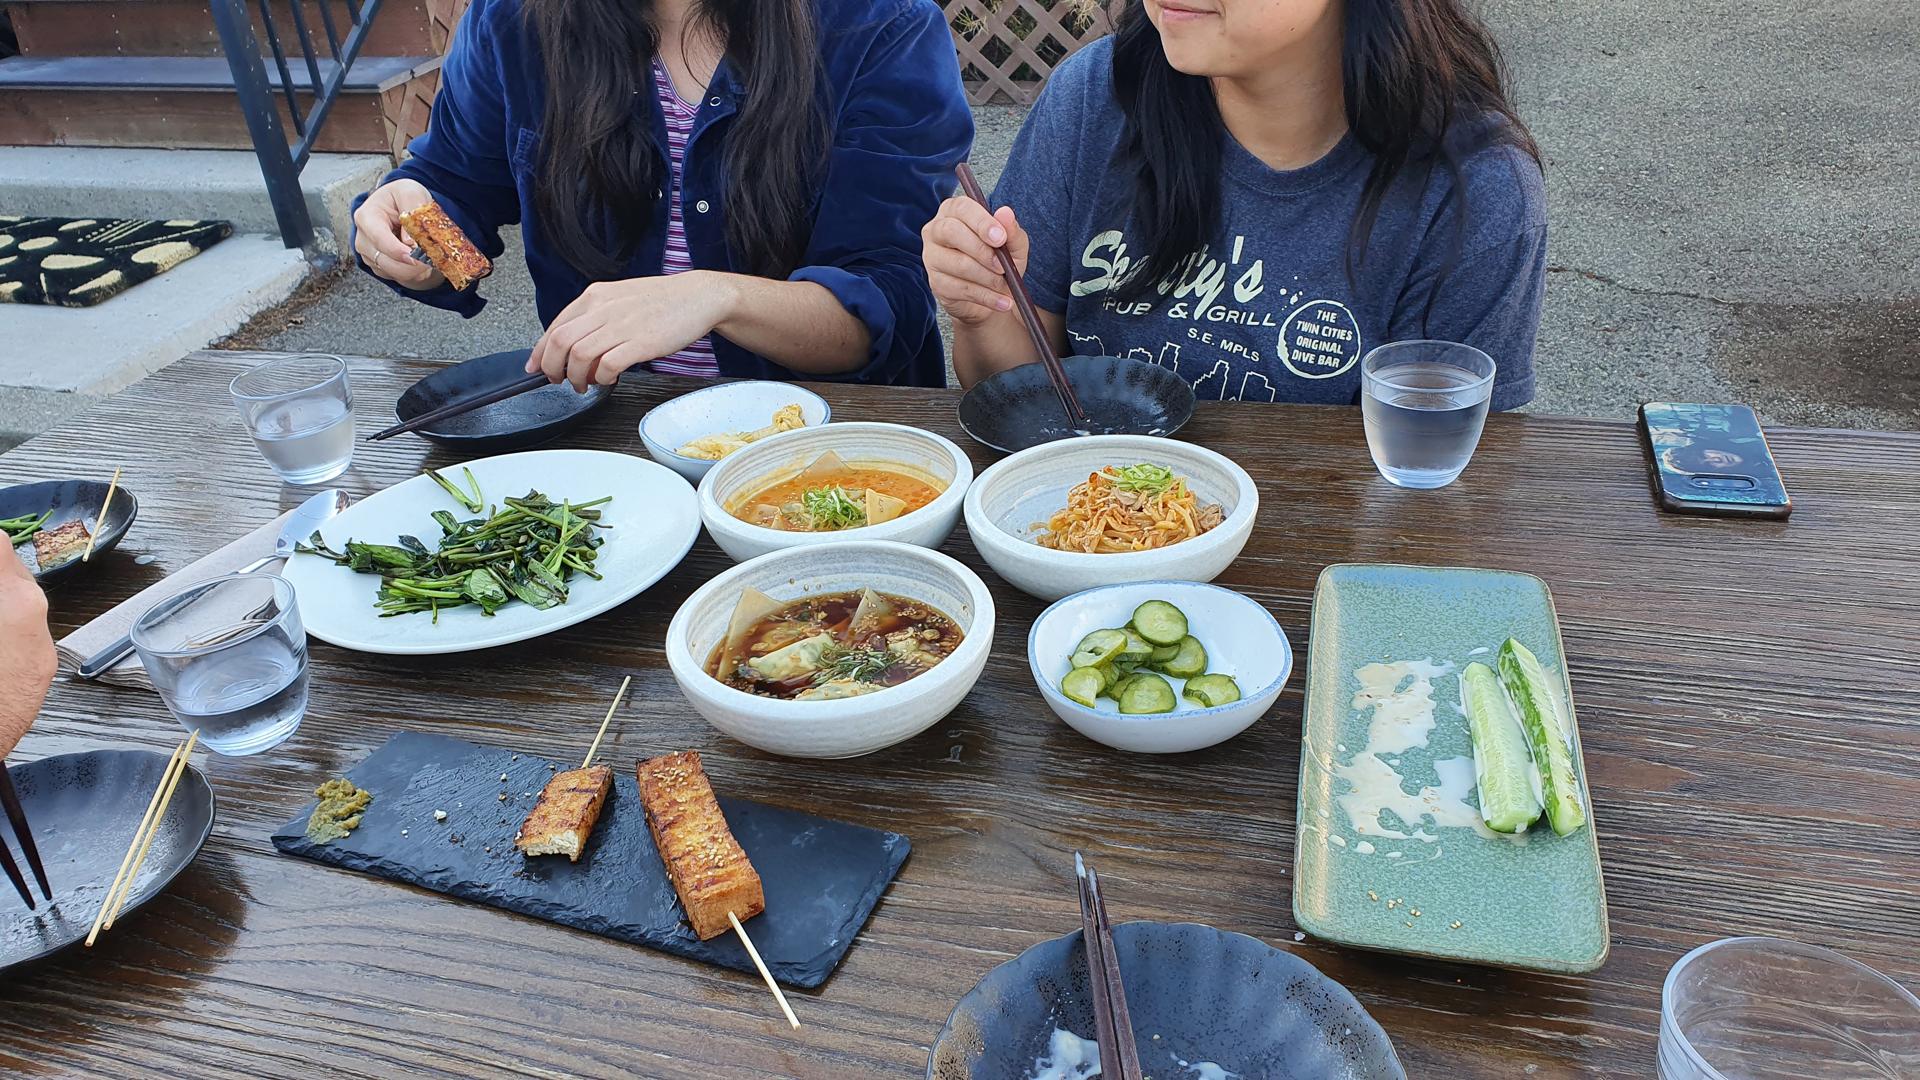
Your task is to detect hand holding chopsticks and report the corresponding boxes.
[1076,852,1144,1080]
[87,731,198,946]
[952,163,1091,428]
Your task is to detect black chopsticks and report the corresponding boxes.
[953,162,1091,429]
[0,763,51,909]
[367,372,552,442]
[1075,852,1144,1080]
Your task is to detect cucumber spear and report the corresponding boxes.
[1498,638,1587,836]
[1461,662,1543,833]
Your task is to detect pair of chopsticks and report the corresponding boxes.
[0,764,52,910]
[579,678,797,1029]
[1075,852,1144,1080]
[368,372,551,442]
[953,162,1090,428]
[87,732,198,946]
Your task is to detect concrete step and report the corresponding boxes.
[0,232,310,445]
[0,146,390,252]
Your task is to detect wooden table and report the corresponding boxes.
[3,350,1916,1078]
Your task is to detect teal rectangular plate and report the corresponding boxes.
[1292,564,1609,974]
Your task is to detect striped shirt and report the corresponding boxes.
[648,59,721,378]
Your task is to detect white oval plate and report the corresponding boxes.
[282,449,699,654]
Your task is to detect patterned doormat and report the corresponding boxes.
[0,215,234,307]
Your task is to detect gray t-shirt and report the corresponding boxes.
[992,38,1546,409]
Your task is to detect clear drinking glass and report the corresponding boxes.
[229,353,354,484]
[1659,937,1920,1080]
[1359,340,1496,489]
[130,573,310,756]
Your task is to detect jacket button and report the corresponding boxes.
[709,96,721,107]
[695,200,710,214]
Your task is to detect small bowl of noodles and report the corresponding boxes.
[962,435,1257,601]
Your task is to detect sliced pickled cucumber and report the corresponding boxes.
[1118,673,1178,714]
[1130,600,1189,646]
[1060,666,1105,708]
[1116,628,1157,664]
[1497,639,1587,836]
[1071,628,1129,670]
[1181,673,1241,707]
[1156,635,1207,679]
[1096,663,1122,693]
[1461,662,1543,833]
[1148,641,1182,664]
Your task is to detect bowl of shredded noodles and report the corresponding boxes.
[963,436,1257,601]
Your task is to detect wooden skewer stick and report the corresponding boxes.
[87,731,195,947]
[729,910,800,1029]
[580,675,632,769]
[105,730,200,931]
[81,466,122,562]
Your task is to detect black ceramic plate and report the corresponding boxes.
[1,750,216,972]
[395,349,610,453]
[929,920,1405,1080]
[0,479,138,583]
[957,355,1196,454]
[272,731,910,988]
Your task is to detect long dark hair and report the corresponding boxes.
[1110,0,1538,298]
[522,0,824,280]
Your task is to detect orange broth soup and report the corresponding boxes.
[728,463,944,532]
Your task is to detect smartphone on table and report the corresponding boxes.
[1638,403,1791,519]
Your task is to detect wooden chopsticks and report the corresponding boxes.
[0,763,52,909]
[87,732,198,946]
[1075,852,1144,1080]
[368,372,551,442]
[953,162,1091,428]
[80,465,122,562]
[579,675,632,770]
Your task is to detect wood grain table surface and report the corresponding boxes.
[2,350,1916,1079]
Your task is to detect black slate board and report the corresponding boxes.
[271,731,909,988]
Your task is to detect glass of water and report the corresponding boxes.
[130,573,310,756]
[229,353,354,484]
[1360,340,1496,489]
[1660,937,1920,1079]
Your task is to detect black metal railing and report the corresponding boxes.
[211,0,385,250]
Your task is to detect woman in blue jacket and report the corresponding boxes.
[354,0,972,389]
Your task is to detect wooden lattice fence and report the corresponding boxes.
[946,0,1123,105]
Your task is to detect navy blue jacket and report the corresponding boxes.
[356,0,972,386]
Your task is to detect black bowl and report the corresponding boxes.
[957,355,1196,455]
[929,920,1405,1080]
[395,348,610,453]
[0,479,138,582]
[1,750,216,971]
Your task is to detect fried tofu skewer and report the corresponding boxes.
[513,676,631,862]
[637,751,796,1029]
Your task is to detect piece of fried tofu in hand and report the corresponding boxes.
[396,200,492,290]
[514,765,613,861]
[636,751,765,940]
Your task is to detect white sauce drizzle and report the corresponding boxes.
[1029,1028,1101,1080]
[1334,660,1511,843]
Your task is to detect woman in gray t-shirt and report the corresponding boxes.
[925,0,1545,408]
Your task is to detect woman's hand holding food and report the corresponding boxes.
[353,178,447,290]
[922,196,1030,326]
[527,272,737,392]
[0,543,56,759]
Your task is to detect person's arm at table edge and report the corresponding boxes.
[0,545,56,760]
[705,272,870,374]
[952,298,1067,389]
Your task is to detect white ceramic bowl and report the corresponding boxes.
[963,434,1257,601]
[638,380,831,485]
[698,421,973,563]
[666,540,995,758]
[1028,580,1292,753]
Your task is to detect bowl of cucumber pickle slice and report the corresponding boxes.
[1027,581,1293,753]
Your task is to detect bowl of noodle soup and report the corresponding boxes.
[962,435,1257,601]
